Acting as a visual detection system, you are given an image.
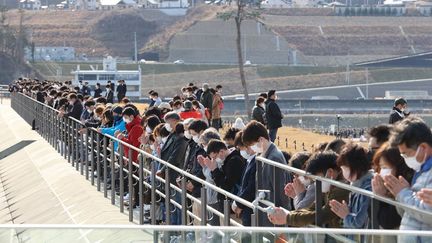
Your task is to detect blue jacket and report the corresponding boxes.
[397,156,432,242]
[100,118,126,150]
[343,171,373,229]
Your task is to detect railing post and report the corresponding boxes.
[181,176,188,226]
[139,154,144,225]
[84,130,89,178]
[119,146,125,213]
[75,122,80,171]
[200,187,207,226]
[315,180,323,227]
[151,161,157,226]
[165,168,171,225]
[128,149,133,222]
[96,132,101,191]
[110,140,115,203]
[90,130,95,185]
[224,198,230,226]
[80,131,85,175]
[103,136,108,198]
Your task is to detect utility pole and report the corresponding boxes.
[134,31,138,64]
[366,67,369,99]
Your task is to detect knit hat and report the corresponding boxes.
[184,100,192,110]
[233,118,246,130]
[158,102,172,110]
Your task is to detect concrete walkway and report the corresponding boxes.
[0,99,153,242]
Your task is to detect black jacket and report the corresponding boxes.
[237,156,256,215]
[200,90,213,110]
[105,89,114,104]
[183,141,206,198]
[389,107,407,124]
[211,149,246,201]
[160,132,188,185]
[117,84,127,95]
[265,98,283,129]
[81,85,91,96]
[65,100,83,120]
[252,105,266,125]
[94,88,102,98]
[378,201,402,229]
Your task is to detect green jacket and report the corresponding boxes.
[286,182,350,228]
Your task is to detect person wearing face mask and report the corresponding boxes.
[268,152,350,228]
[252,97,267,126]
[205,139,246,225]
[371,143,414,243]
[389,97,409,124]
[383,117,432,242]
[59,93,83,120]
[105,84,114,104]
[98,106,126,151]
[232,131,257,228]
[80,100,96,123]
[242,121,292,226]
[157,112,188,226]
[329,144,373,232]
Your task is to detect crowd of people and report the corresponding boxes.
[9,78,432,242]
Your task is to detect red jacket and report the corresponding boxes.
[121,116,143,163]
[180,110,202,120]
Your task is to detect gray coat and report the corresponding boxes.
[257,143,292,226]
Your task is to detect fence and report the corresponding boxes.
[9,92,432,242]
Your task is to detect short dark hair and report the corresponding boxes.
[259,93,268,99]
[337,143,371,179]
[96,97,107,105]
[216,85,222,89]
[68,93,77,100]
[188,120,208,133]
[146,115,161,130]
[145,106,161,118]
[306,152,339,175]
[234,131,245,148]
[164,112,181,122]
[325,139,346,154]
[122,107,136,117]
[242,121,270,146]
[368,125,391,146]
[124,104,139,116]
[390,117,432,149]
[84,100,96,108]
[152,92,159,97]
[256,97,265,105]
[223,127,240,142]
[289,152,311,170]
[207,139,227,154]
[394,97,407,107]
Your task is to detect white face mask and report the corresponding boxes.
[86,108,92,113]
[157,137,162,143]
[251,142,263,154]
[69,101,74,105]
[341,166,353,182]
[184,130,192,140]
[215,157,224,167]
[204,146,208,152]
[161,137,168,144]
[321,181,331,193]
[164,123,173,132]
[192,135,200,144]
[404,146,425,172]
[298,176,311,187]
[150,144,155,151]
[240,150,252,160]
[146,126,152,134]
[123,117,131,124]
[379,168,392,177]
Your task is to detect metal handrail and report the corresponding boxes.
[1,224,432,237]
[9,91,432,232]
[256,156,432,218]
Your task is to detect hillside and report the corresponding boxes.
[6,9,182,58]
[0,53,41,84]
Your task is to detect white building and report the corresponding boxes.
[141,0,189,8]
[75,0,98,10]
[19,0,42,10]
[71,56,142,98]
[261,0,291,8]
[25,46,75,61]
[99,0,137,10]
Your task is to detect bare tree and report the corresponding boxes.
[218,1,260,119]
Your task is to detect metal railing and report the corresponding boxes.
[9,92,432,242]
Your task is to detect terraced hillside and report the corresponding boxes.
[6,9,181,58]
[264,15,432,64]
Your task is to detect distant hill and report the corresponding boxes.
[6,9,182,58]
[0,53,41,84]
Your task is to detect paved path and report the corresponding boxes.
[0,99,152,242]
